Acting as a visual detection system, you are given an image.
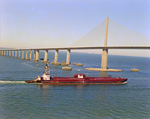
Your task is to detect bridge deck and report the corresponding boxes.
[1,46,150,51]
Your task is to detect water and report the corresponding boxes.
[0,52,150,119]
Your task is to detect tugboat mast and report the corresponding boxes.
[45,62,51,75]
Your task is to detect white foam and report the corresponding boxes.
[0,80,26,84]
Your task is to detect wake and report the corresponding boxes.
[0,80,26,84]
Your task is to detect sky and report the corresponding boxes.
[0,0,150,57]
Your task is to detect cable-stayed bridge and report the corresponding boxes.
[0,17,150,71]
[71,19,150,47]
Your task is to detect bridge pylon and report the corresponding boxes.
[84,17,123,72]
[101,17,108,69]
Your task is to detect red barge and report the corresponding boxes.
[25,63,127,85]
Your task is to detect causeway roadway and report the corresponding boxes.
[7,46,150,51]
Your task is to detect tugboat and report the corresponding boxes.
[25,63,127,85]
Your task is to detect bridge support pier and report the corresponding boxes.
[18,50,21,58]
[61,49,71,66]
[54,50,58,63]
[3,51,5,56]
[51,49,61,65]
[42,50,48,63]
[66,49,71,65]
[21,50,25,60]
[101,17,109,70]
[33,50,37,61]
[12,51,14,57]
[101,49,108,69]
[29,50,32,60]
[25,50,30,60]
[7,51,8,56]
[34,50,39,62]
[4,51,6,56]
[9,51,11,57]
[15,51,17,58]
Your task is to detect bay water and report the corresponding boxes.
[0,52,150,119]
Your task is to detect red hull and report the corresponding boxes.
[41,77,127,85]
[25,74,127,85]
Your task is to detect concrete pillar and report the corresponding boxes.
[36,50,39,61]
[25,50,30,60]
[34,50,36,60]
[19,50,21,58]
[15,51,17,58]
[22,50,24,58]
[29,50,32,60]
[9,51,11,57]
[4,50,6,56]
[100,72,106,77]
[8,51,10,56]
[101,49,108,69]
[12,51,14,57]
[7,51,9,56]
[12,50,15,57]
[0,51,1,55]
[101,17,109,69]
[104,17,109,47]
[44,50,48,62]
[66,49,71,65]
[54,49,58,63]
[21,50,25,59]
[26,50,28,58]
[2,51,3,55]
